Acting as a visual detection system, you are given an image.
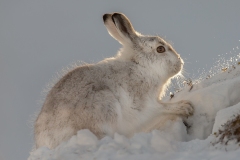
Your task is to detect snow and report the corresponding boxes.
[213,102,240,134]
[170,64,240,140]
[28,63,240,160]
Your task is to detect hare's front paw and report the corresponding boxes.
[177,100,194,116]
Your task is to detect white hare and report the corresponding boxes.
[34,13,193,149]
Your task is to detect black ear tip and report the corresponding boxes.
[112,13,121,16]
[112,13,122,19]
[103,14,110,22]
[112,13,123,24]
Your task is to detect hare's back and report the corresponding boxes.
[50,65,97,98]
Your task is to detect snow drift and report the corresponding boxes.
[29,61,240,160]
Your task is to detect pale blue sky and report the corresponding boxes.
[1,1,240,160]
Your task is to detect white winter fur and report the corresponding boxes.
[34,13,193,149]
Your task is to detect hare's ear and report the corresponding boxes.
[103,13,124,44]
[103,13,137,45]
[111,13,137,44]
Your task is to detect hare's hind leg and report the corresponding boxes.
[77,88,120,138]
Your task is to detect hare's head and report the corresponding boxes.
[103,13,184,79]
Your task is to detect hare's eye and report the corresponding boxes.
[156,46,165,53]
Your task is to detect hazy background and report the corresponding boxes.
[1,0,240,159]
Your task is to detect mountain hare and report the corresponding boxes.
[34,13,193,149]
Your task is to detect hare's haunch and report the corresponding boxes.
[34,13,193,149]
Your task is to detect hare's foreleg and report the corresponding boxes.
[160,100,194,116]
[131,100,193,133]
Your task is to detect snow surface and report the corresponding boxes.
[28,64,240,160]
